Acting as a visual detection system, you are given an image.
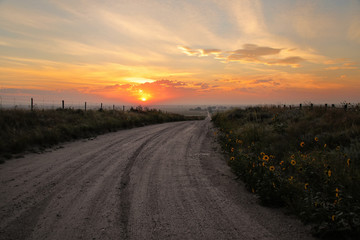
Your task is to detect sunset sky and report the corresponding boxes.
[1,0,360,106]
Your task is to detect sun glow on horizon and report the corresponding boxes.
[137,89,152,103]
[0,0,359,105]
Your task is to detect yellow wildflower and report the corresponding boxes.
[304,183,309,190]
[260,152,265,156]
[327,169,332,177]
[324,144,327,148]
[269,166,275,171]
[289,176,294,181]
[291,160,296,166]
[263,155,270,161]
[347,158,351,167]
[230,156,235,161]
[291,154,295,159]
[300,142,305,147]
[314,137,319,142]
[231,147,234,152]
[280,161,284,165]
[331,215,335,221]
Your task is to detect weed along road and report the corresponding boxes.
[0,117,315,240]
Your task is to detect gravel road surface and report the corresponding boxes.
[0,117,315,240]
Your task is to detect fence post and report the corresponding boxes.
[31,98,34,111]
[344,104,348,111]
[113,105,115,111]
[299,103,302,109]
[123,105,125,111]
[310,103,313,110]
[325,104,327,111]
[85,102,87,112]
[62,100,64,109]
[100,103,103,110]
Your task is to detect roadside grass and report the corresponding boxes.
[0,107,204,163]
[212,106,360,239]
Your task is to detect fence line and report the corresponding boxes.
[0,96,130,111]
[272,103,358,111]
[0,96,359,112]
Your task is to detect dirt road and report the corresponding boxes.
[0,117,315,240]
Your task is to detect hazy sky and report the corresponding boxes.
[1,0,360,105]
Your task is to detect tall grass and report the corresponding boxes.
[0,107,203,162]
[212,106,360,239]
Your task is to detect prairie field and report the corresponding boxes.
[212,105,360,239]
[0,107,204,163]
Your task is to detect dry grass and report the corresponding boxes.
[0,107,204,163]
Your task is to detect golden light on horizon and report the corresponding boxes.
[0,1,359,105]
[137,89,151,103]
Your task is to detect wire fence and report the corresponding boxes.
[0,95,359,112]
[267,103,360,111]
[0,95,129,111]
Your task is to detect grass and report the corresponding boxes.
[212,105,360,239]
[0,106,204,163]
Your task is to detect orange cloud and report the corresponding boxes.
[324,59,358,70]
[79,79,227,105]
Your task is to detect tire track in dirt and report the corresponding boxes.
[0,122,182,240]
[0,119,316,240]
[118,122,193,239]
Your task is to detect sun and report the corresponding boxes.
[137,89,151,102]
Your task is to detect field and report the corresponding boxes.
[212,105,360,239]
[0,107,204,163]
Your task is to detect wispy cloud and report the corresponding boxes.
[0,0,359,104]
[179,44,306,67]
[325,59,358,70]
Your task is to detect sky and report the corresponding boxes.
[1,0,360,106]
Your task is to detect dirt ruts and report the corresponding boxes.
[0,118,315,240]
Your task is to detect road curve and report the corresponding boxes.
[0,118,315,240]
